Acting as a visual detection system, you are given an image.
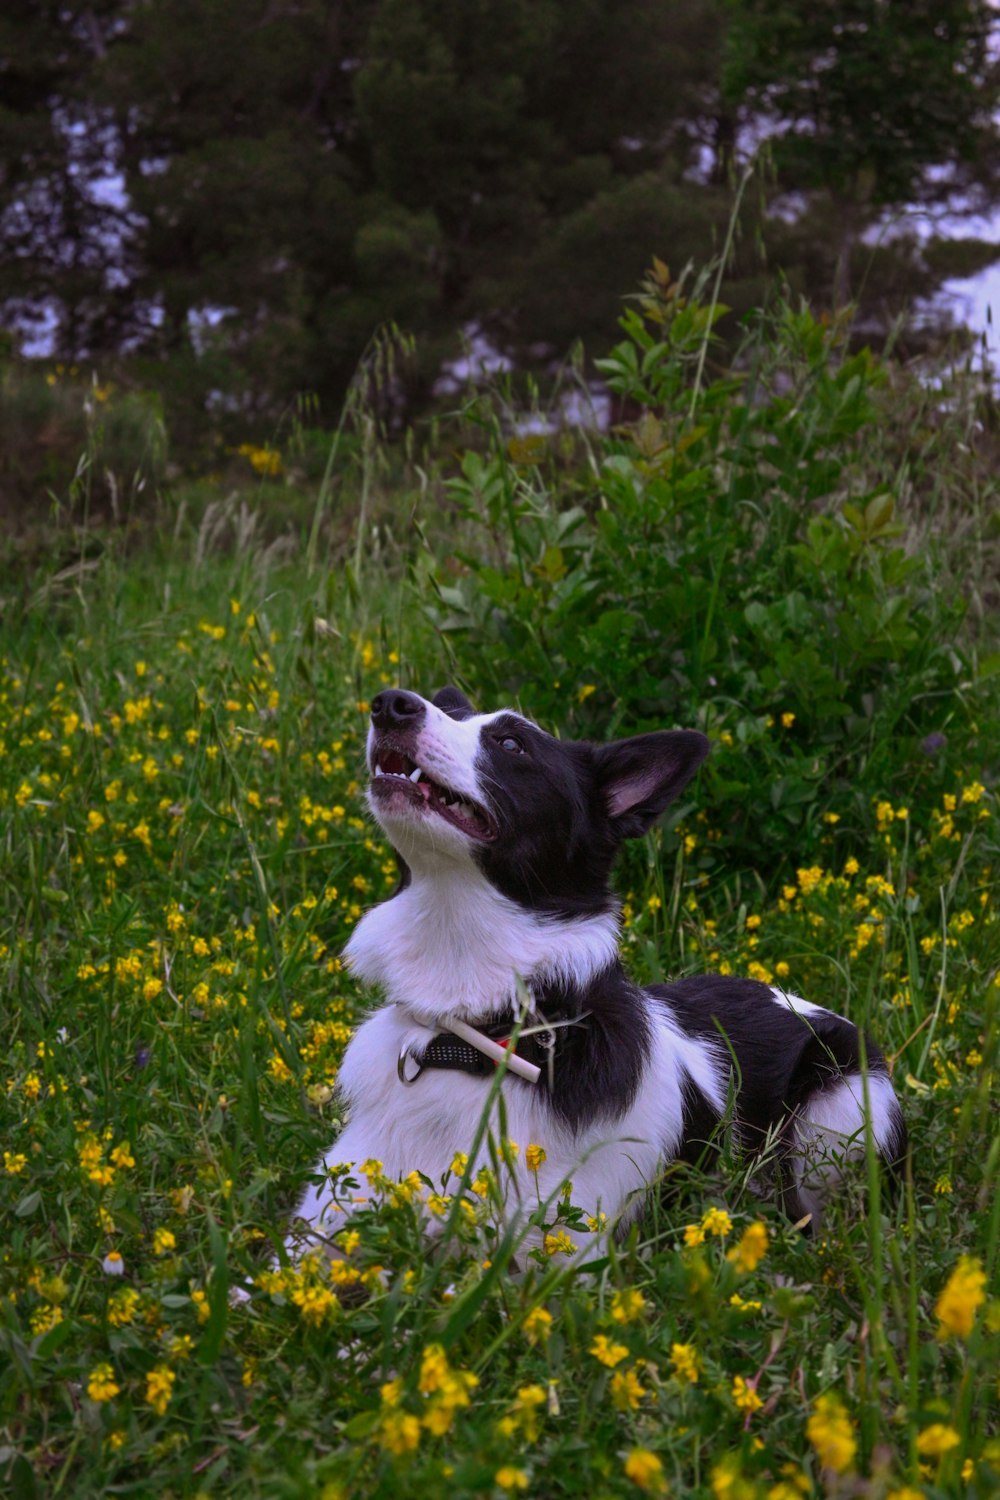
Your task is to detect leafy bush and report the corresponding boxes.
[0,357,166,522]
[423,264,995,880]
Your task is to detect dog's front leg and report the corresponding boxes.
[229,1122,372,1306]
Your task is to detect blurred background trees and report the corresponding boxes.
[2,0,999,439]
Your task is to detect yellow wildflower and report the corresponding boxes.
[670,1343,700,1383]
[916,1424,961,1459]
[623,1447,666,1492]
[935,1255,987,1339]
[145,1364,176,1416]
[711,1454,751,1498]
[701,1206,733,1237]
[523,1306,553,1345]
[87,1363,121,1402]
[727,1221,769,1272]
[525,1143,546,1172]
[731,1375,763,1413]
[611,1287,647,1323]
[380,1410,420,1455]
[107,1287,139,1324]
[590,1334,629,1367]
[611,1365,648,1410]
[807,1392,856,1473]
[291,1283,337,1326]
[415,1344,477,1435]
[543,1230,574,1256]
[510,1383,546,1440]
[496,1469,530,1491]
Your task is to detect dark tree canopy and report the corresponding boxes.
[1,0,998,424]
[723,0,1000,305]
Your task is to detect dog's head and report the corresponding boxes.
[365,686,709,917]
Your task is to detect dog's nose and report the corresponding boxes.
[370,689,425,731]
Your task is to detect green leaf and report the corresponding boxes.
[196,1214,229,1366]
[864,491,895,533]
[36,1318,74,1359]
[343,1410,381,1441]
[10,1455,37,1500]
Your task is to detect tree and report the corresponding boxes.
[97,0,376,415]
[0,2,132,355]
[5,0,1000,426]
[354,0,728,369]
[723,0,1000,313]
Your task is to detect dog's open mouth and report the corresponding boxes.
[371,747,497,842]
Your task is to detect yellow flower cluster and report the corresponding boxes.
[684,1204,734,1246]
[731,1374,763,1414]
[145,1363,176,1416]
[624,1447,666,1492]
[807,1392,856,1473]
[87,1363,120,1402]
[590,1334,630,1367]
[377,1343,478,1453]
[236,442,283,476]
[670,1342,700,1384]
[935,1255,987,1339]
[497,1382,546,1440]
[727,1221,769,1273]
[77,1131,135,1189]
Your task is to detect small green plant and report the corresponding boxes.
[0,357,166,522]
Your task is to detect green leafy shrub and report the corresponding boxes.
[424,264,993,881]
[0,357,166,522]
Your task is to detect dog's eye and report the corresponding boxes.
[496,734,524,755]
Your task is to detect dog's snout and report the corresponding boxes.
[370,689,425,732]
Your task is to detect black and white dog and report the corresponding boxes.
[289,687,905,1255]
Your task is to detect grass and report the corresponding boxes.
[1,450,998,1497]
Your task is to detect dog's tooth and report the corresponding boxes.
[409,765,423,783]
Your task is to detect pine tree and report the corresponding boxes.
[723,0,1000,317]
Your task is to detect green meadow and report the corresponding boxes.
[1,283,998,1498]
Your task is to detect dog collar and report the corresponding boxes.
[397,1013,557,1088]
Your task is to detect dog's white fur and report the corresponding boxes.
[345,866,620,1025]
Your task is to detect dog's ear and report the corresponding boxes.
[432,685,476,720]
[594,730,710,839]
